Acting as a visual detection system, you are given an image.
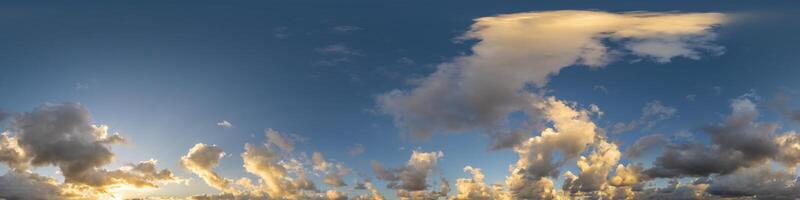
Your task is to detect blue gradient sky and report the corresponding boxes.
[2,0,800,199]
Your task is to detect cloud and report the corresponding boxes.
[774,131,800,168]
[609,163,644,188]
[0,109,8,122]
[767,93,800,123]
[241,142,317,199]
[372,150,443,192]
[378,10,725,143]
[3,103,176,191]
[332,25,363,32]
[184,129,365,199]
[593,85,609,94]
[0,171,67,200]
[326,190,348,200]
[686,94,697,101]
[274,26,290,39]
[506,98,598,198]
[10,103,120,182]
[645,95,800,178]
[636,179,710,199]
[612,100,677,134]
[394,177,449,200]
[181,143,232,192]
[396,57,416,65]
[315,44,361,56]
[713,86,723,95]
[452,166,511,200]
[362,180,385,200]
[623,134,666,158]
[312,152,351,187]
[347,144,365,157]
[217,120,233,129]
[265,128,296,152]
[0,103,179,198]
[706,164,800,199]
[0,132,27,170]
[562,140,621,196]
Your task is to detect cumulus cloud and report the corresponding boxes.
[181,143,232,192]
[373,150,444,192]
[706,164,800,199]
[0,132,27,170]
[217,120,233,129]
[0,171,67,200]
[10,103,121,183]
[609,164,644,188]
[612,100,677,134]
[505,97,599,199]
[646,95,800,179]
[774,131,800,168]
[452,166,511,200]
[185,128,347,199]
[0,103,179,197]
[241,143,316,199]
[371,151,450,200]
[378,10,725,143]
[509,98,598,180]
[312,152,351,187]
[562,140,621,196]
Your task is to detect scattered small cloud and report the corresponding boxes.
[216,120,233,129]
[332,25,363,33]
[75,82,89,91]
[713,86,723,95]
[274,26,290,39]
[623,134,666,158]
[314,57,351,66]
[314,44,362,66]
[315,44,361,56]
[612,100,677,134]
[593,85,609,94]
[686,94,697,101]
[396,57,416,65]
[347,144,365,156]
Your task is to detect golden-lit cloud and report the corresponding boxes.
[181,143,232,192]
[378,10,726,147]
[0,103,180,198]
[21,9,800,200]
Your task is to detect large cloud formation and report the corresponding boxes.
[21,10,800,200]
[180,10,740,200]
[645,96,800,178]
[378,10,726,146]
[0,103,179,198]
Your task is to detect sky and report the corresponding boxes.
[2,0,800,199]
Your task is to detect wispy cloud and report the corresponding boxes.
[331,25,363,33]
[216,120,233,128]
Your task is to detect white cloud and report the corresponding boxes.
[217,120,233,129]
